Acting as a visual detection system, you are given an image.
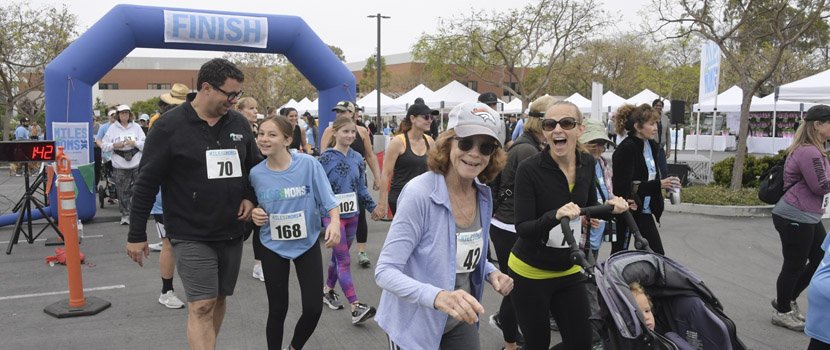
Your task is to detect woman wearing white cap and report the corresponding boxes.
[101,104,146,225]
[510,101,628,349]
[375,102,513,350]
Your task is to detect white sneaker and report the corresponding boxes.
[120,216,129,225]
[252,264,265,282]
[148,242,163,252]
[771,310,805,331]
[158,291,185,309]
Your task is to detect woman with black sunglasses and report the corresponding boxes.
[376,102,512,350]
[610,104,681,256]
[489,95,553,350]
[378,102,437,215]
[511,101,629,349]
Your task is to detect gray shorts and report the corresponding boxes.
[170,237,243,302]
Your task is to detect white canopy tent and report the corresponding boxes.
[626,89,671,110]
[564,93,592,113]
[777,69,830,103]
[356,90,395,115]
[295,97,315,114]
[693,85,762,113]
[430,80,480,109]
[603,91,627,113]
[388,84,437,114]
[751,94,813,112]
[503,98,523,114]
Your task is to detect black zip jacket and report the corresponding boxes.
[493,132,543,224]
[513,148,608,271]
[128,102,260,243]
[611,134,664,221]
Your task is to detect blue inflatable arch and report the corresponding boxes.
[36,5,354,222]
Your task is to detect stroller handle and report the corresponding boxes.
[559,216,594,279]
[620,210,652,252]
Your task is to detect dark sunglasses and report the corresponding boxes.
[417,114,434,121]
[209,83,244,102]
[541,117,579,131]
[454,136,499,156]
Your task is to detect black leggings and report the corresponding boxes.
[251,225,263,260]
[772,214,826,312]
[489,225,520,343]
[611,212,664,255]
[356,201,368,244]
[809,338,830,350]
[260,238,323,350]
[510,271,591,350]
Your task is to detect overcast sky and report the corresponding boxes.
[34,0,654,63]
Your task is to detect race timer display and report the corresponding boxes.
[0,141,57,162]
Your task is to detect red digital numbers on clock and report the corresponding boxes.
[31,145,54,161]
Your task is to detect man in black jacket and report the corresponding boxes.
[126,58,259,349]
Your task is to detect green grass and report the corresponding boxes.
[681,185,766,206]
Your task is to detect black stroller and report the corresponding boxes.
[560,206,747,350]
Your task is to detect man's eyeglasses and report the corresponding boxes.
[454,136,499,156]
[541,117,579,131]
[210,83,244,102]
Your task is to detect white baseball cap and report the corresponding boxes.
[447,102,503,146]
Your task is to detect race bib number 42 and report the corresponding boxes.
[269,211,308,241]
[336,192,358,214]
[456,229,483,273]
[206,149,242,179]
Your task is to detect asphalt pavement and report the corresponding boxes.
[0,166,817,350]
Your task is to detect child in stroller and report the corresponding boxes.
[594,250,747,350]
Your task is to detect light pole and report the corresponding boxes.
[367,13,390,133]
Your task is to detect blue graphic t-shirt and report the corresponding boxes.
[318,148,377,219]
[250,152,338,259]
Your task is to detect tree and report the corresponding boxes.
[653,0,830,189]
[130,97,161,117]
[224,45,345,111]
[413,0,606,109]
[359,55,390,94]
[0,2,77,140]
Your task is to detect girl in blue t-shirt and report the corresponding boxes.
[250,116,340,350]
[318,117,385,325]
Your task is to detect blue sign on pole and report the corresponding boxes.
[698,40,721,104]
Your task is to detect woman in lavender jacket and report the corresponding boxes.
[375,103,512,350]
[770,105,830,332]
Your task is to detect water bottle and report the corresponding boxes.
[77,219,84,240]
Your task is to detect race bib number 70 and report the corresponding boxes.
[206,149,242,179]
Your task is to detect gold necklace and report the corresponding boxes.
[450,189,476,227]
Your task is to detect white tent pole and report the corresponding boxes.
[772,99,778,138]
[708,93,719,182]
[695,110,701,155]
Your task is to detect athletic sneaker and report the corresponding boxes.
[252,264,265,282]
[351,303,376,324]
[148,242,163,252]
[323,290,344,310]
[358,251,371,268]
[158,291,185,309]
[771,298,805,322]
[771,309,805,331]
[120,216,130,225]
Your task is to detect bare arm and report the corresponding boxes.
[320,127,333,153]
[377,136,403,213]
[359,126,381,189]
